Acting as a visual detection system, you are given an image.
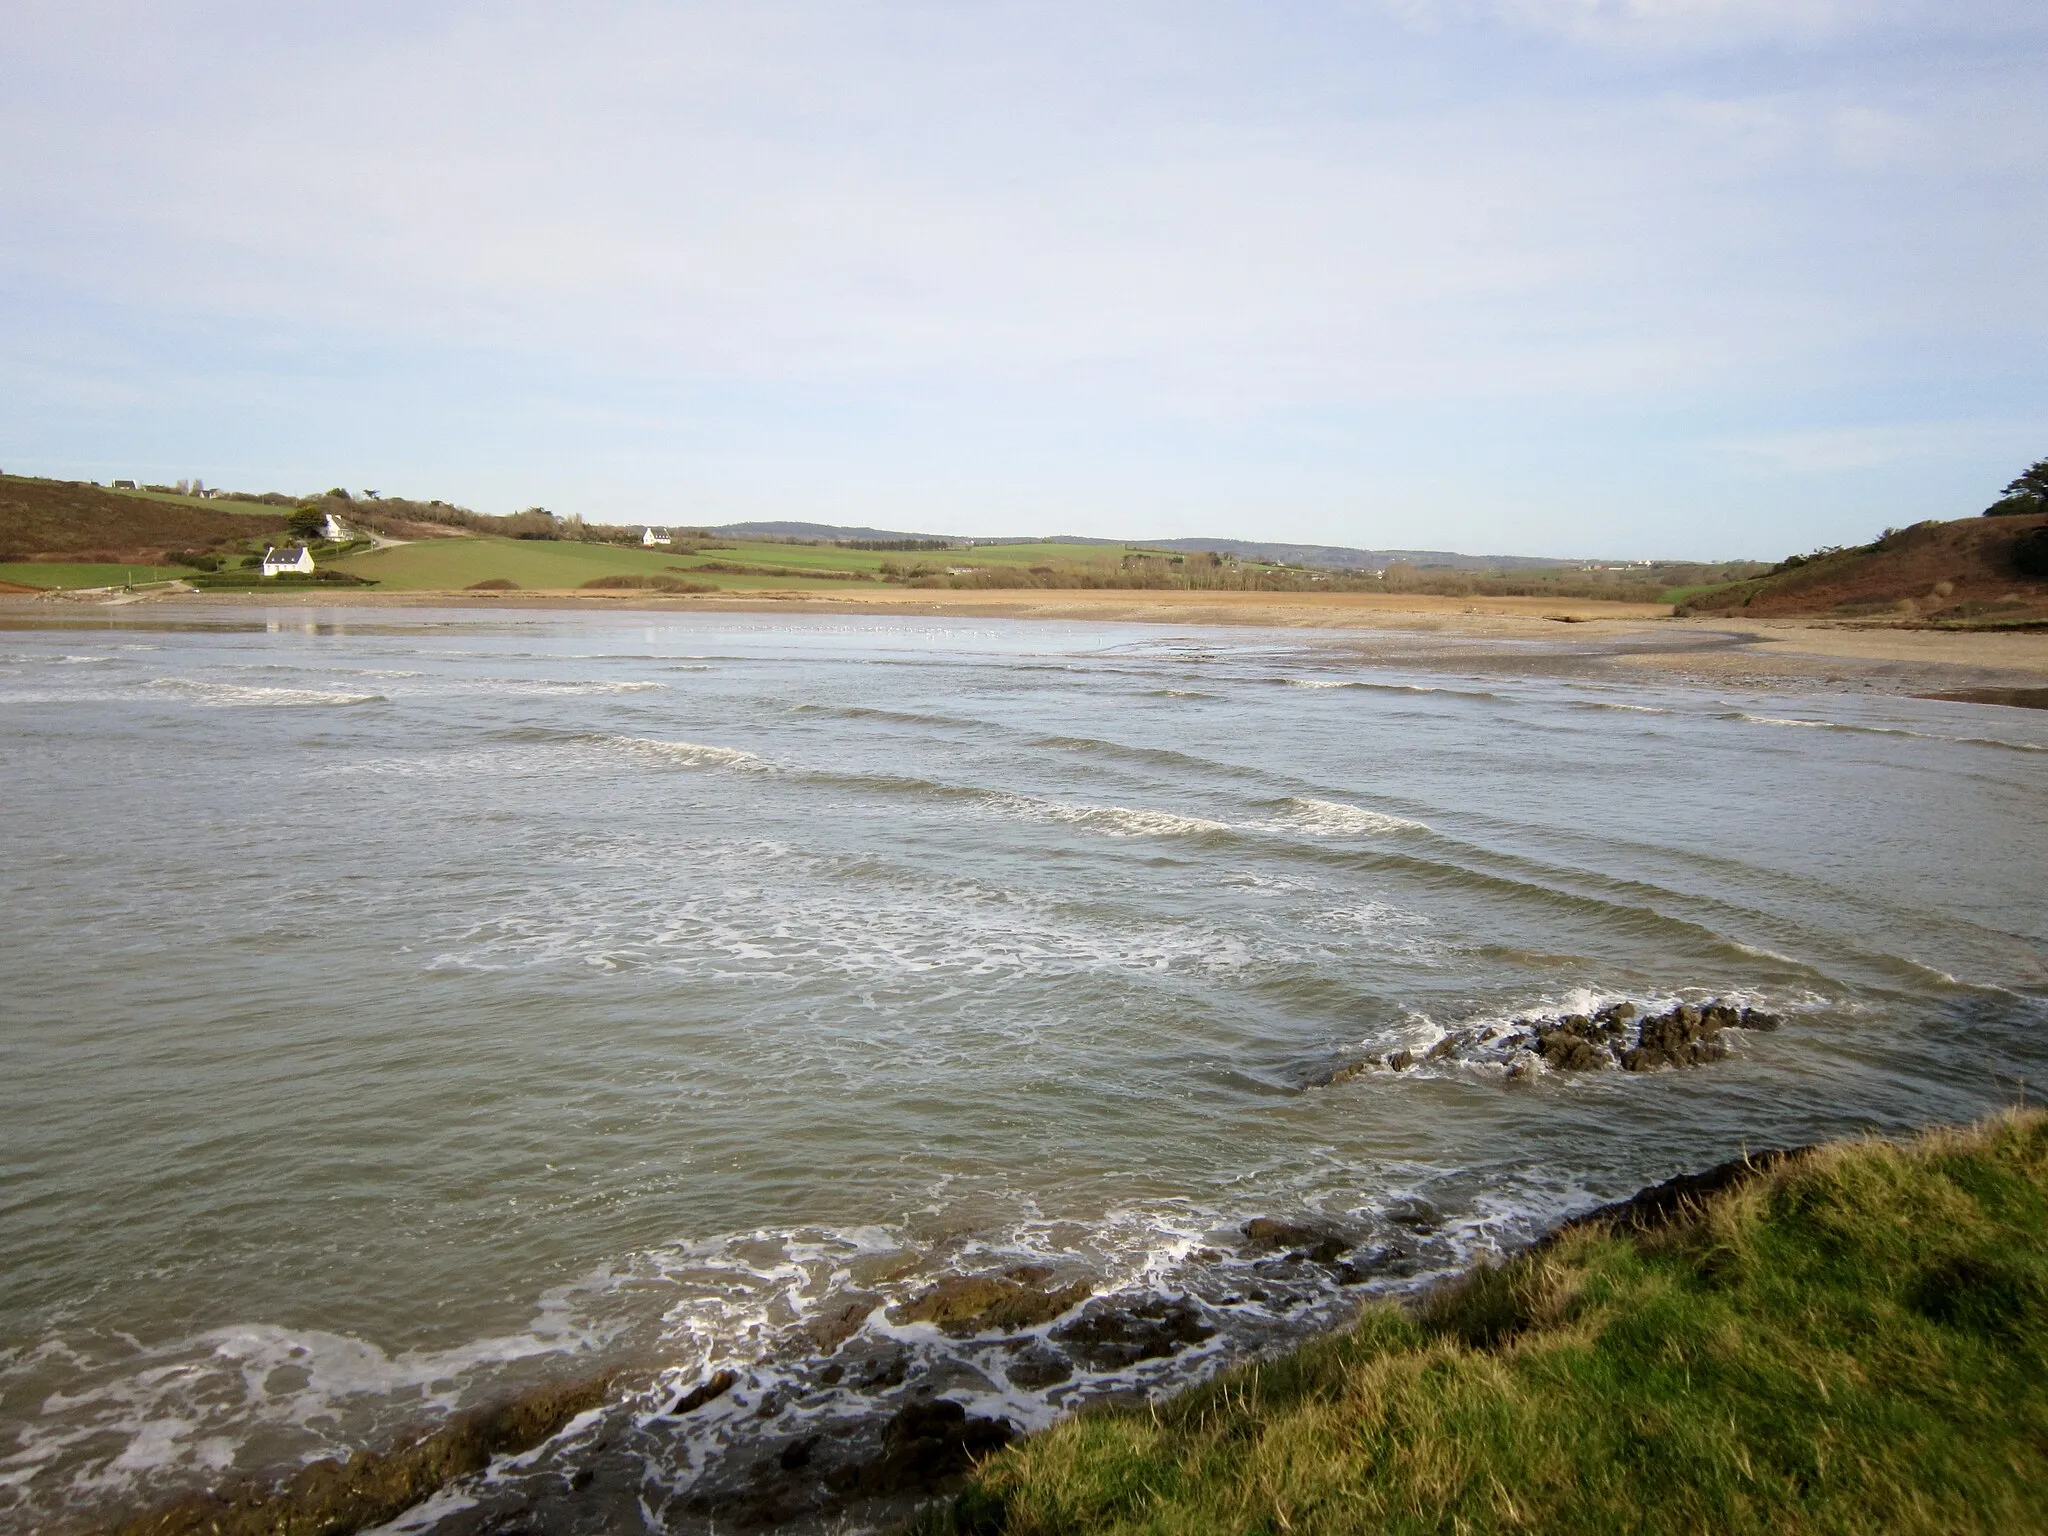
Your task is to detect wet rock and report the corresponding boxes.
[1384,1198,1442,1232]
[1317,1058,1373,1086]
[825,1399,1016,1498]
[777,1435,821,1472]
[1051,1296,1217,1369]
[1386,1049,1415,1071]
[1003,1346,1075,1389]
[803,1292,880,1353]
[1537,1031,1602,1071]
[1241,1218,1353,1264]
[853,1348,909,1391]
[889,1272,1093,1337]
[1742,1007,1782,1031]
[669,1369,738,1416]
[1425,1035,1459,1061]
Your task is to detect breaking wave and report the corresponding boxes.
[147,678,386,708]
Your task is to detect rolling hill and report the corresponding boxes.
[1677,512,2048,627]
[0,475,285,563]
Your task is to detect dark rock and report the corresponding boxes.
[1051,1296,1216,1369]
[1537,1032,1603,1071]
[855,1350,909,1391]
[1384,1198,1442,1232]
[1741,1007,1782,1031]
[889,1273,1092,1337]
[1386,1049,1415,1071]
[817,1363,844,1386]
[1003,1347,1074,1389]
[803,1293,880,1353]
[777,1435,820,1472]
[669,1369,739,1416]
[1241,1218,1352,1263]
[1597,1001,1638,1024]
[1425,1035,1459,1061]
[825,1399,1016,1498]
[1548,1146,1812,1243]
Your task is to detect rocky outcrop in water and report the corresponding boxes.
[1312,997,1784,1085]
[889,1269,1093,1337]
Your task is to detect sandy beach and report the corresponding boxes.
[11,586,2047,690]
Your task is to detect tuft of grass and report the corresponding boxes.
[913,1112,2048,1535]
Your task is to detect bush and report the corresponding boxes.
[579,574,716,592]
[2014,526,2048,580]
[467,578,520,591]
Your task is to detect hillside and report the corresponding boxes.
[1678,511,2048,627]
[0,475,284,563]
[915,1112,2048,1536]
[712,522,1633,573]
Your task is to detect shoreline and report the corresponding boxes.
[110,1113,2028,1536]
[9,586,2048,684]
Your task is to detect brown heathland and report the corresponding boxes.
[1679,513,2048,626]
[0,477,285,563]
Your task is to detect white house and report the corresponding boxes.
[642,526,672,546]
[261,545,316,577]
[321,513,352,541]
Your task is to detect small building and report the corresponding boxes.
[261,545,316,577]
[643,527,672,546]
[111,479,136,490]
[321,513,351,541]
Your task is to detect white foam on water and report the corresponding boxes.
[1265,798,1429,836]
[419,841,1273,982]
[983,794,1230,838]
[601,737,771,771]
[466,678,667,696]
[1,1298,618,1527]
[148,678,386,708]
[1729,712,2047,752]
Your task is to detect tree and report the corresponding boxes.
[1985,456,2048,516]
[285,504,325,540]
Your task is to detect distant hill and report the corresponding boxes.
[0,475,285,562]
[711,522,1590,571]
[1678,513,2048,627]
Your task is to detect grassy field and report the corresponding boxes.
[325,536,1207,591]
[106,487,286,517]
[0,561,199,589]
[915,1111,2048,1535]
[1658,581,1743,605]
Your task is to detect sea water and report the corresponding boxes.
[2,607,2044,1532]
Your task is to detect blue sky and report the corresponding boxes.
[2,1,2043,558]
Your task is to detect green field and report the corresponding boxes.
[326,535,1201,591]
[0,561,199,590]
[916,1111,2048,1536]
[104,487,286,517]
[1658,581,1744,605]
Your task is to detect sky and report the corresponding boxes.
[1,1,2044,559]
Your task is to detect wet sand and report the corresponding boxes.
[9,586,2047,688]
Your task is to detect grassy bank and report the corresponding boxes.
[915,1111,2048,1535]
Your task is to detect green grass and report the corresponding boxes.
[104,486,285,517]
[326,535,1229,592]
[1659,581,1746,605]
[0,561,198,589]
[916,1111,2048,1535]
[324,536,879,591]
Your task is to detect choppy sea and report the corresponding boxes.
[2,606,2044,1532]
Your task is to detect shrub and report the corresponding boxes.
[467,578,520,591]
[2014,526,2048,580]
[579,574,715,592]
